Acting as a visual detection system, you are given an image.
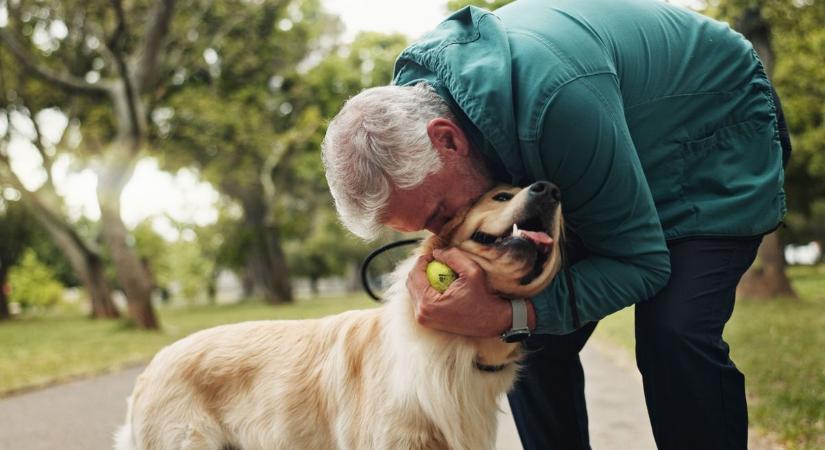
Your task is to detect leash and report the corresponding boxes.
[360,238,423,302]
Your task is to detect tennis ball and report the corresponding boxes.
[426,260,457,293]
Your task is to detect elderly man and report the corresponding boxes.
[322,0,788,448]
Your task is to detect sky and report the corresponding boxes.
[3,0,702,240]
[324,0,449,41]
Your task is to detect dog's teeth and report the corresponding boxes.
[513,223,518,236]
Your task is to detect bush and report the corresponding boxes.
[8,249,64,310]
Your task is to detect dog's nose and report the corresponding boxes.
[529,181,561,202]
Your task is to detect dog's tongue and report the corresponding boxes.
[518,230,554,254]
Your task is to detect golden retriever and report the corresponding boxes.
[114,181,563,450]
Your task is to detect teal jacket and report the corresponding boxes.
[392,0,785,334]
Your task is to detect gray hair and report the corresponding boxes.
[321,83,454,240]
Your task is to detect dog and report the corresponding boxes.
[114,181,563,450]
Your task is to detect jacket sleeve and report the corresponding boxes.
[530,73,671,335]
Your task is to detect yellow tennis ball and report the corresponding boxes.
[426,260,457,293]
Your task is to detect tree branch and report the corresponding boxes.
[134,0,176,95]
[13,70,56,181]
[0,29,110,95]
[107,0,143,141]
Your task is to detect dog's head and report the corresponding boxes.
[432,181,564,298]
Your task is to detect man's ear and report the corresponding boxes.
[427,118,470,157]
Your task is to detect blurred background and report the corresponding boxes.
[0,0,822,449]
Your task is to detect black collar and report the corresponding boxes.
[474,359,509,373]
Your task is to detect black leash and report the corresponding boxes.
[360,238,423,302]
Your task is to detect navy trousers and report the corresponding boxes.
[507,236,762,450]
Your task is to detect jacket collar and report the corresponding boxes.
[392,6,527,185]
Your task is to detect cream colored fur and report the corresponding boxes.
[115,184,561,450]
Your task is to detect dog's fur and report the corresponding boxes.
[115,183,562,450]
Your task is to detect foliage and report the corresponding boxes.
[166,238,216,303]
[447,0,513,11]
[0,197,32,277]
[7,248,64,310]
[152,21,408,281]
[133,220,218,303]
[279,32,410,281]
[0,197,74,286]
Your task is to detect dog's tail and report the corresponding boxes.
[113,396,137,450]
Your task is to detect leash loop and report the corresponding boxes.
[360,238,423,302]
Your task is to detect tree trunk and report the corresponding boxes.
[98,192,159,329]
[263,225,293,303]
[309,276,320,297]
[244,225,293,304]
[97,144,158,329]
[733,7,797,300]
[84,255,120,318]
[18,191,120,318]
[737,230,797,299]
[0,268,10,321]
[241,196,293,304]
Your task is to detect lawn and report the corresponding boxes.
[0,294,376,396]
[594,264,825,450]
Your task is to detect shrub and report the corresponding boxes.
[8,249,64,310]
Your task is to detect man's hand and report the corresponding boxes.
[406,247,513,337]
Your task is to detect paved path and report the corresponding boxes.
[0,341,779,450]
[495,342,656,450]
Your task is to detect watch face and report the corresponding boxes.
[502,330,531,343]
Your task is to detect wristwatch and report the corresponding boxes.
[501,298,532,343]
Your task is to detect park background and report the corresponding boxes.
[0,0,822,449]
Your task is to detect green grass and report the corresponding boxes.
[594,265,825,450]
[0,294,376,396]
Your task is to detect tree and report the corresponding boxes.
[148,5,409,304]
[0,0,179,327]
[143,0,345,304]
[0,51,120,320]
[0,197,31,319]
[280,32,411,293]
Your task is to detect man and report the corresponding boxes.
[321,0,787,448]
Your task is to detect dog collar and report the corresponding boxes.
[474,359,509,373]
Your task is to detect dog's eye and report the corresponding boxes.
[492,192,514,202]
[471,231,497,245]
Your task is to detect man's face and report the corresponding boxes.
[383,157,492,235]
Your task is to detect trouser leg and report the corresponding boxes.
[635,237,761,450]
[507,321,597,450]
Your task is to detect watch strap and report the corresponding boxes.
[511,298,529,332]
[501,298,531,343]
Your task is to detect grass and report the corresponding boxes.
[0,294,376,396]
[594,264,825,450]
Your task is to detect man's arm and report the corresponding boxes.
[529,73,671,334]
